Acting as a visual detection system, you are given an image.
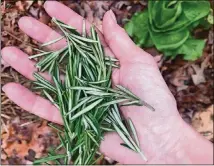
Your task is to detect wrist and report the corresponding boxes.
[170,119,213,164]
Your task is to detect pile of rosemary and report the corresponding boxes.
[31,18,153,165]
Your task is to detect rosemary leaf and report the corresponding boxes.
[70,33,98,43]
[41,36,65,47]
[98,98,129,108]
[34,154,66,164]
[64,97,92,116]
[70,99,103,121]
[127,119,140,147]
[29,51,53,59]
[112,123,137,152]
[31,16,154,164]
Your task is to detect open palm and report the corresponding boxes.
[2,1,211,164]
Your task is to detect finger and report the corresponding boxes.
[43,1,108,48]
[100,132,146,164]
[2,83,62,124]
[1,46,51,81]
[102,10,155,64]
[18,16,67,50]
[2,83,148,164]
[44,1,90,34]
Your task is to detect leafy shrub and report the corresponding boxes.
[125,0,211,60]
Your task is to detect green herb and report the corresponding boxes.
[125,0,211,60]
[32,17,154,165]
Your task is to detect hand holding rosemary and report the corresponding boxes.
[2,2,213,164]
[31,18,154,165]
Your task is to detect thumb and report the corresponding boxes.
[102,10,153,64]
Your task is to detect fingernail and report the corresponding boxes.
[43,1,48,8]
[44,1,57,12]
[109,10,117,23]
[2,86,6,92]
[2,48,17,62]
[44,0,52,9]
[19,17,33,29]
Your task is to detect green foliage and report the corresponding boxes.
[125,0,211,61]
[31,18,154,164]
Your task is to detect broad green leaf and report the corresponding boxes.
[142,35,154,47]
[177,38,205,61]
[124,12,142,36]
[154,2,182,29]
[182,1,210,22]
[151,12,190,33]
[125,0,211,61]
[150,29,189,50]
[125,10,149,46]
[207,10,214,24]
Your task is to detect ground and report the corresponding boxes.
[1,0,213,165]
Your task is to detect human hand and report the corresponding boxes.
[2,1,213,164]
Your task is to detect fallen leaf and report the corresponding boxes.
[176,85,189,92]
[114,1,131,9]
[1,1,6,14]
[15,1,24,11]
[89,1,110,19]
[169,68,190,87]
[181,108,195,124]
[82,2,93,23]
[1,121,59,164]
[38,8,51,25]
[81,1,110,31]
[191,55,210,85]
[16,0,34,11]
[1,59,10,71]
[192,105,213,141]
[191,64,206,85]
[208,29,213,45]
[28,6,40,18]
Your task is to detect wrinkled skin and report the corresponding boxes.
[1,1,213,164]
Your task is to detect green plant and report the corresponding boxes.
[31,18,154,165]
[125,0,211,60]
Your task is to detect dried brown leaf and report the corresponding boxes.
[192,105,214,141]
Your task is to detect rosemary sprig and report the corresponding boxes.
[31,17,154,165]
